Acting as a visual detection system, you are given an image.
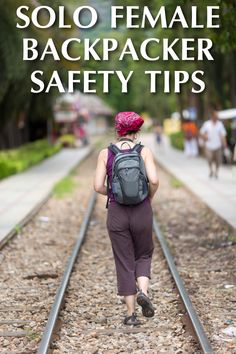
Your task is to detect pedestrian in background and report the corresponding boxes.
[182,119,199,157]
[94,112,159,326]
[200,106,227,178]
[154,122,163,148]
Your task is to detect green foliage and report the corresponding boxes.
[0,140,61,180]
[107,0,236,116]
[53,176,77,198]
[58,134,76,147]
[213,1,236,53]
[1,0,236,139]
[169,131,184,150]
[0,0,77,147]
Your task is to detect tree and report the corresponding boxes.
[0,0,76,148]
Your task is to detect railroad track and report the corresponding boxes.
[0,151,96,354]
[36,192,213,354]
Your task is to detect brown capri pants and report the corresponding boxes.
[106,199,154,296]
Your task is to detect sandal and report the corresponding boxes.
[123,312,141,326]
[137,291,155,318]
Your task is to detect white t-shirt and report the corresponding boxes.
[200,120,226,150]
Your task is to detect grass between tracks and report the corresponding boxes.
[228,235,236,245]
[53,176,78,198]
[170,177,183,189]
[52,133,113,199]
[26,330,41,341]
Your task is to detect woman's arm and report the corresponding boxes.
[94,149,108,195]
[142,147,159,201]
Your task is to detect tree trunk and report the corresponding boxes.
[230,52,236,107]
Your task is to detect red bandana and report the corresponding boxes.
[115,112,144,137]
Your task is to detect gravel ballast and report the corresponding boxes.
[155,168,236,354]
[0,148,234,353]
[52,194,198,354]
[0,152,97,353]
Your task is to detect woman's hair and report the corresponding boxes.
[123,130,138,136]
[115,130,139,139]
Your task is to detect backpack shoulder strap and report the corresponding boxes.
[108,143,121,155]
[132,143,144,154]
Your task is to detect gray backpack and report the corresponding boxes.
[107,143,149,206]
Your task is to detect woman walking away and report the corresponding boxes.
[94,112,159,326]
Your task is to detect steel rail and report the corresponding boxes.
[37,193,212,354]
[37,192,97,354]
[153,218,213,354]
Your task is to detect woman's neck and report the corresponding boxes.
[118,137,134,143]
